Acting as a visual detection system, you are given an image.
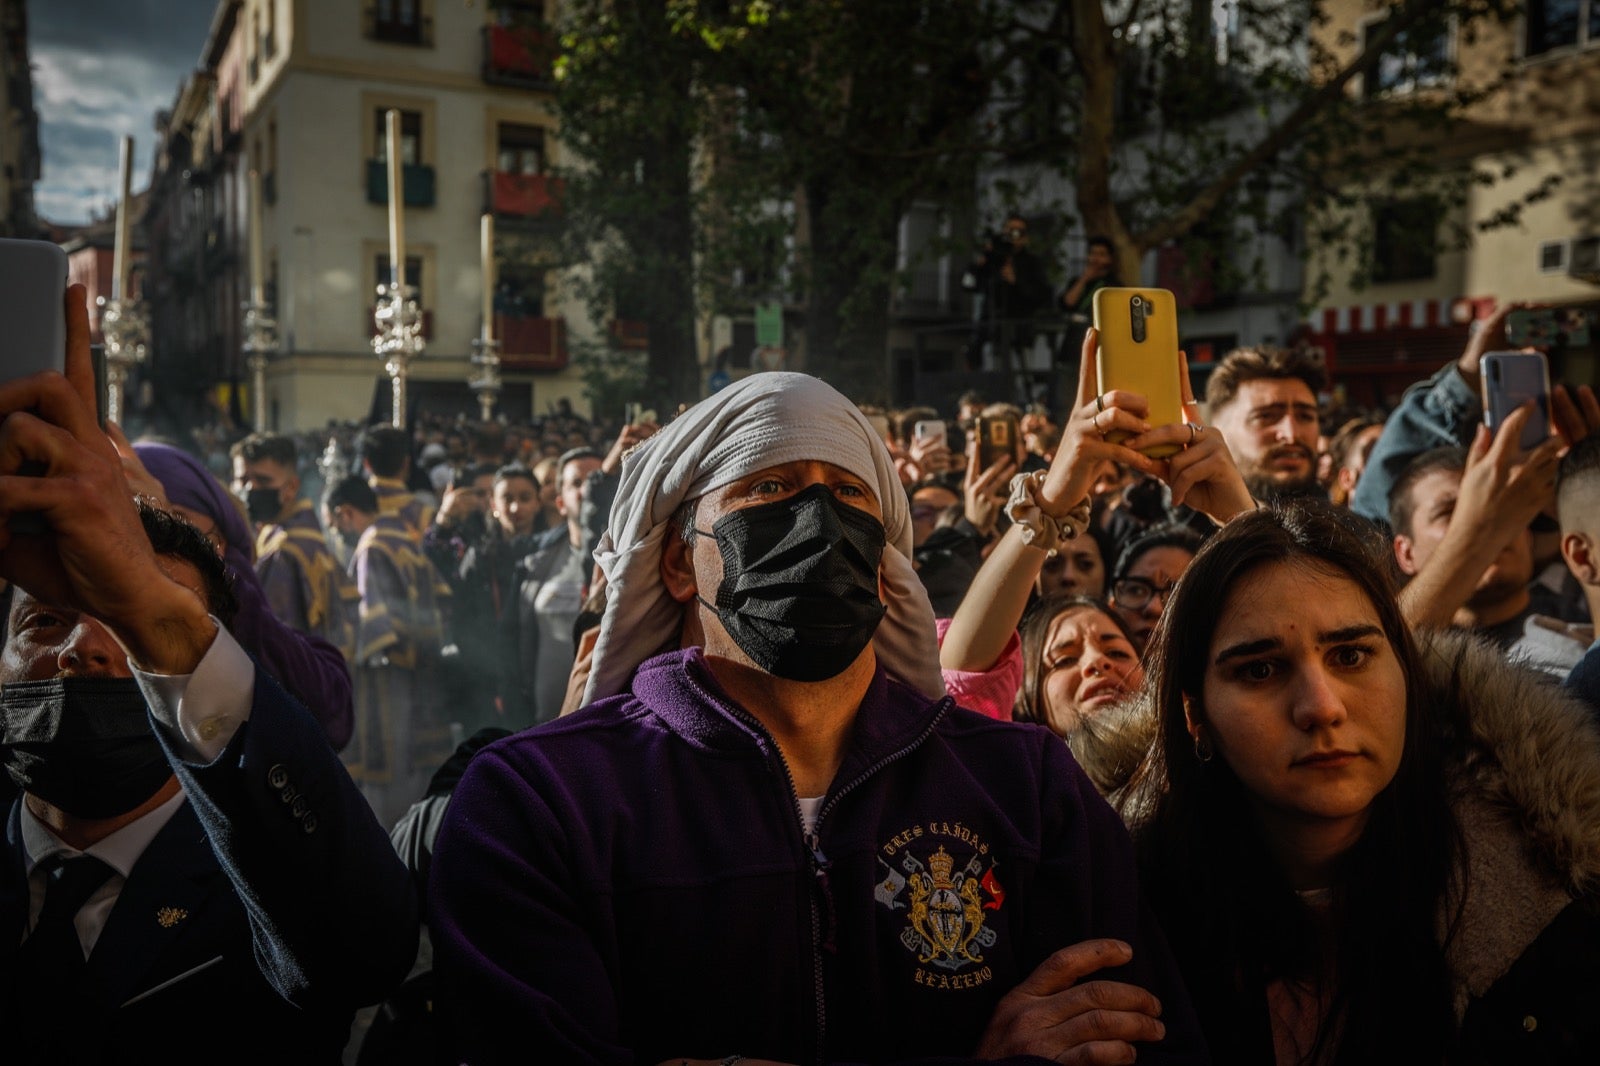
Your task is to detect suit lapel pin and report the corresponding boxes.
[156,907,188,929]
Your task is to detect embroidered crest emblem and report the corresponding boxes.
[156,907,188,928]
[877,822,1005,988]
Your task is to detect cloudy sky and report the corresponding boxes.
[29,0,219,225]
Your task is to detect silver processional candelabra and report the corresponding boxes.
[243,299,279,429]
[469,335,502,422]
[372,282,426,429]
[97,296,150,427]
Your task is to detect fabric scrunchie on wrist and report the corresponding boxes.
[1004,470,1091,557]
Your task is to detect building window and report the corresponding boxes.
[369,0,431,46]
[1361,13,1450,96]
[1540,240,1568,273]
[1371,199,1440,284]
[1527,0,1599,56]
[374,109,423,165]
[376,253,422,292]
[264,0,278,60]
[496,123,545,175]
[493,0,545,28]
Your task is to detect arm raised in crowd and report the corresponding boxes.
[1397,405,1563,631]
[941,329,1252,676]
[0,286,417,1014]
[1352,303,1518,525]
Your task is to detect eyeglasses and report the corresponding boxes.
[1111,577,1176,611]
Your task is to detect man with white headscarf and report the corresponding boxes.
[429,374,1204,1065]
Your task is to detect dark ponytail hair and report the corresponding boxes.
[1133,501,1460,1064]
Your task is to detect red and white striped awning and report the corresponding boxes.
[1305,296,1494,335]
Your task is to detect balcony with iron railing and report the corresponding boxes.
[365,3,433,46]
[498,313,568,370]
[482,169,563,219]
[481,23,557,89]
[367,160,437,207]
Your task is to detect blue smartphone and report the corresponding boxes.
[1481,351,1551,451]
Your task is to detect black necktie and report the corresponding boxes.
[22,853,118,988]
[12,854,117,1059]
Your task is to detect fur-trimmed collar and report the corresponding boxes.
[1084,627,1600,1012]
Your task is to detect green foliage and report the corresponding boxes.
[570,334,652,420]
[549,0,1543,402]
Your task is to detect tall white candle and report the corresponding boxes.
[385,109,405,291]
[248,168,265,305]
[112,134,134,301]
[480,212,495,342]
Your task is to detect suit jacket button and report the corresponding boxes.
[267,764,289,789]
[1523,1015,1538,1033]
[301,814,318,835]
[291,798,308,818]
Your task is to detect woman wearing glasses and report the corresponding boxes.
[940,328,1256,731]
[1108,524,1205,652]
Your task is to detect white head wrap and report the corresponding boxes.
[584,371,943,703]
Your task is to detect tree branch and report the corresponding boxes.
[1132,0,1439,251]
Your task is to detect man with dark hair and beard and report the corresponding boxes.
[1203,345,1327,502]
[0,288,416,1063]
[429,372,1204,1065]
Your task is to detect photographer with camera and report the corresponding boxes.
[1055,236,1121,369]
[961,213,1051,370]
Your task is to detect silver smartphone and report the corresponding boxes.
[1481,351,1551,451]
[0,239,68,383]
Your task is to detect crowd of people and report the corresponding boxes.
[3,281,1600,1065]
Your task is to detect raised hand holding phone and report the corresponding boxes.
[1093,287,1183,457]
[1481,351,1552,452]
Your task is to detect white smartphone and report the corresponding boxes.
[0,238,68,384]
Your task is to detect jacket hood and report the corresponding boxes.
[1093,627,1600,1013]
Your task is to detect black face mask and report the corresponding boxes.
[242,487,283,526]
[1,677,173,820]
[697,483,887,682]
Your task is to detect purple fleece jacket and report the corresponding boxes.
[429,647,1207,1065]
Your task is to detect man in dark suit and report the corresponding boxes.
[0,286,418,1063]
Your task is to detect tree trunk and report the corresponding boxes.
[800,174,898,404]
[1069,0,1142,285]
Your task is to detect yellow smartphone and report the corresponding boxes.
[1093,287,1184,458]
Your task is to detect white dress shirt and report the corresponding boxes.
[18,623,257,956]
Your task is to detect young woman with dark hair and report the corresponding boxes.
[1125,501,1600,1064]
[1014,594,1142,736]
[939,328,1256,720]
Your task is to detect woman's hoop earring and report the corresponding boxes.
[1193,734,1214,763]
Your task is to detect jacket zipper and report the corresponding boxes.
[685,669,953,1065]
